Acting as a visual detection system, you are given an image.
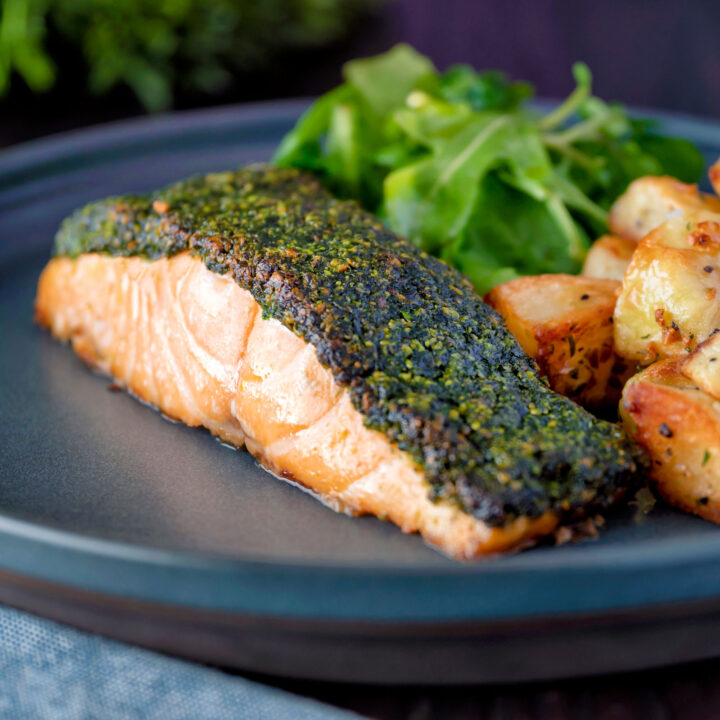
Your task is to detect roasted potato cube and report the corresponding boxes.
[609,176,720,242]
[621,359,720,523]
[485,274,632,409]
[581,234,636,281]
[680,331,720,400]
[614,213,720,365]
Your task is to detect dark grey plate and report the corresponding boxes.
[3,100,720,683]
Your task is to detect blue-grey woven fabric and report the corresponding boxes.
[0,605,363,720]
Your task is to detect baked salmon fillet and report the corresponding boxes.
[35,166,641,559]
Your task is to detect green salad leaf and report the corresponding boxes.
[274,44,705,295]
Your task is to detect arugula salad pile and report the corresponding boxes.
[274,45,703,293]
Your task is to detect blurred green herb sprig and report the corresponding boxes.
[0,0,371,111]
[275,45,705,294]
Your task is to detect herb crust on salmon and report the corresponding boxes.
[38,165,641,555]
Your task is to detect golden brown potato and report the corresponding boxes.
[680,331,720,400]
[614,213,720,365]
[485,274,632,409]
[710,159,720,197]
[581,234,637,281]
[609,176,720,242]
[621,359,720,523]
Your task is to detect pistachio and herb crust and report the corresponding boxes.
[55,165,641,525]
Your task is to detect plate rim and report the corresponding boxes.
[4,98,720,622]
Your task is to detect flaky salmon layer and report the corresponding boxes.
[35,252,558,559]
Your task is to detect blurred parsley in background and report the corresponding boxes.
[0,0,372,111]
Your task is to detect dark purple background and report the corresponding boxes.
[1,0,718,149]
[371,0,720,118]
